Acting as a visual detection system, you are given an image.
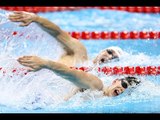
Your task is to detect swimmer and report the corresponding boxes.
[8,11,123,66]
[9,11,140,100]
[17,56,140,99]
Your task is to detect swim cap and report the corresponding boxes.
[124,76,141,88]
[107,46,124,57]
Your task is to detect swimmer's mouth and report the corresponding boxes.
[114,90,119,96]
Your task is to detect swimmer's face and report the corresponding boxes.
[103,79,128,97]
[93,49,119,65]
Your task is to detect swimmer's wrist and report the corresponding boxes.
[43,60,59,70]
[32,14,39,22]
[43,60,52,69]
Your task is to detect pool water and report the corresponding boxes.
[0,8,160,113]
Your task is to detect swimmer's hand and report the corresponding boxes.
[8,11,37,26]
[17,56,46,72]
[18,56,103,91]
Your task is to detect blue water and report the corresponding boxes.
[38,9,160,31]
[0,8,160,113]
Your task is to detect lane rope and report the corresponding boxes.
[10,31,160,40]
[0,66,159,77]
[0,6,159,13]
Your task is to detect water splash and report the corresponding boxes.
[0,9,160,113]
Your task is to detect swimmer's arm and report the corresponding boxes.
[18,56,103,90]
[34,15,87,56]
[44,60,103,90]
[8,11,87,56]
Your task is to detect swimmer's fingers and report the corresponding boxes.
[18,56,36,63]
[19,21,32,27]
[8,12,24,20]
[24,67,39,72]
[27,68,39,72]
[27,66,41,72]
[9,16,29,22]
[9,15,32,26]
[8,12,22,18]
[18,62,34,67]
[8,15,22,19]
[18,59,32,63]
[20,56,33,58]
[19,62,41,71]
[18,57,32,62]
[9,18,25,22]
[13,11,24,14]
[8,15,24,22]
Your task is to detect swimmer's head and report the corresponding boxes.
[103,76,141,97]
[93,46,123,65]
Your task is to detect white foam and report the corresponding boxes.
[0,10,160,111]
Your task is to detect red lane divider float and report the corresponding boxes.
[11,31,160,40]
[71,31,160,39]
[0,66,160,77]
[0,6,159,13]
[72,66,160,75]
